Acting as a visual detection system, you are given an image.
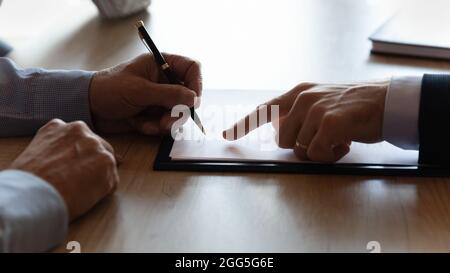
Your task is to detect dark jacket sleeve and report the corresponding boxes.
[419,74,450,165]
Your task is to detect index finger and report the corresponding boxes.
[222,97,287,141]
[222,83,317,141]
[163,53,202,96]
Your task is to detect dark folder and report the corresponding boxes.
[154,136,450,177]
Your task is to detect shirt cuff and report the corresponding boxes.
[382,76,422,150]
[0,170,68,253]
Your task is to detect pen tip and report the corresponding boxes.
[135,20,145,28]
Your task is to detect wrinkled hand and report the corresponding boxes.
[89,53,202,135]
[223,82,388,162]
[9,119,119,221]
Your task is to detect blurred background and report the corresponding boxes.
[0,0,449,91]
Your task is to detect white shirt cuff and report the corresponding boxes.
[382,76,422,150]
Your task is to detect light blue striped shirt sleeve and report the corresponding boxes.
[0,57,94,136]
[0,170,68,253]
[0,57,94,252]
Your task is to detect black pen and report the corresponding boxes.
[135,20,206,134]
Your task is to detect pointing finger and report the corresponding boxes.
[222,94,296,141]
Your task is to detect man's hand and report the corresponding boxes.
[89,53,202,135]
[9,119,119,221]
[223,82,388,162]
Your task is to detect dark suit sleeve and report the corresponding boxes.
[419,74,450,165]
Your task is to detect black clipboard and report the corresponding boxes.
[154,136,450,177]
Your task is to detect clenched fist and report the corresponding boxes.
[9,119,119,221]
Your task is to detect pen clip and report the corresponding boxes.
[140,37,153,57]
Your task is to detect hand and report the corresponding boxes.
[223,81,388,162]
[89,53,202,135]
[9,119,119,221]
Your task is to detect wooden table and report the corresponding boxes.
[1,0,450,252]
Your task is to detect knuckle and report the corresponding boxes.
[83,136,102,148]
[98,151,116,166]
[295,82,316,91]
[310,103,327,116]
[39,118,65,132]
[322,112,341,128]
[67,121,88,135]
[296,91,316,105]
[48,118,65,126]
[75,136,102,153]
[72,120,88,129]
[346,86,362,95]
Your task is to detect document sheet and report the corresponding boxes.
[170,90,418,165]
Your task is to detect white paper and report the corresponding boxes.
[170,90,418,166]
